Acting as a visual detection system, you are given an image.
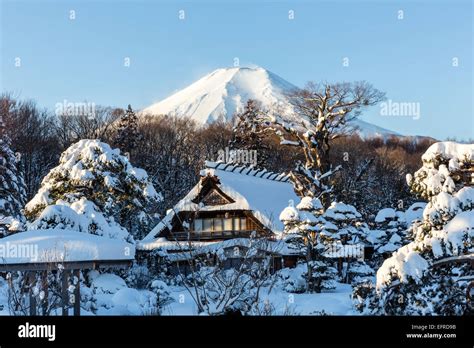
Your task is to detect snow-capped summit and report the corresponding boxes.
[143,66,401,139]
[143,66,297,125]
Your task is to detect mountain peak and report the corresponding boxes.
[142,66,296,124]
[142,66,402,140]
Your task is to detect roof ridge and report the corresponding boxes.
[204,160,290,182]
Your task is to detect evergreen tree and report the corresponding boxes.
[25,139,162,241]
[230,99,270,168]
[320,202,370,246]
[114,105,140,158]
[280,197,376,292]
[0,114,26,235]
[366,207,408,266]
[280,197,337,293]
[319,202,374,284]
[354,142,473,315]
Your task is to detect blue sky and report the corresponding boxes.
[1,0,472,140]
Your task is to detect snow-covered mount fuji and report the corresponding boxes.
[142,66,400,139]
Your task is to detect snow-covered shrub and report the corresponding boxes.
[149,279,173,313]
[88,272,131,314]
[110,288,158,315]
[356,142,474,315]
[80,283,94,313]
[90,272,127,295]
[125,262,152,289]
[25,139,162,241]
[79,270,172,315]
[0,114,26,235]
[123,263,173,314]
[277,261,337,294]
[277,264,307,293]
[346,261,375,285]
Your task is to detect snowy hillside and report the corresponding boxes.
[142,66,401,139]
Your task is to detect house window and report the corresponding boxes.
[192,217,248,232]
[233,217,240,230]
[240,217,247,230]
[193,219,203,232]
[214,219,223,231]
[224,218,233,231]
[202,219,213,231]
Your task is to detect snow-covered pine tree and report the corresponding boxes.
[279,197,337,293]
[319,202,374,284]
[114,104,141,159]
[0,114,26,235]
[354,142,474,315]
[367,208,407,262]
[229,99,270,168]
[320,202,369,246]
[25,139,162,241]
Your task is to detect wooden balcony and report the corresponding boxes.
[168,230,267,241]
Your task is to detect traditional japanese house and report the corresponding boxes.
[138,161,302,274]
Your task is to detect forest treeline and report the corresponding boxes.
[1,93,436,219]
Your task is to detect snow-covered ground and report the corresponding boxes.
[0,273,354,316]
[161,283,354,316]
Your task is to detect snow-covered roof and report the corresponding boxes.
[141,161,299,243]
[0,230,135,264]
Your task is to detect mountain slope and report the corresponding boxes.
[143,67,297,124]
[142,66,400,139]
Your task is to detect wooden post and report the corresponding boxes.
[73,269,81,316]
[61,270,69,316]
[41,270,48,316]
[337,258,343,275]
[28,272,36,316]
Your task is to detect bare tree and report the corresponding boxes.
[7,269,69,316]
[1,94,60,199]
[262,81,385,204]
[174,237,277,315]
[54,105,121,149]
[163,209,278,315]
